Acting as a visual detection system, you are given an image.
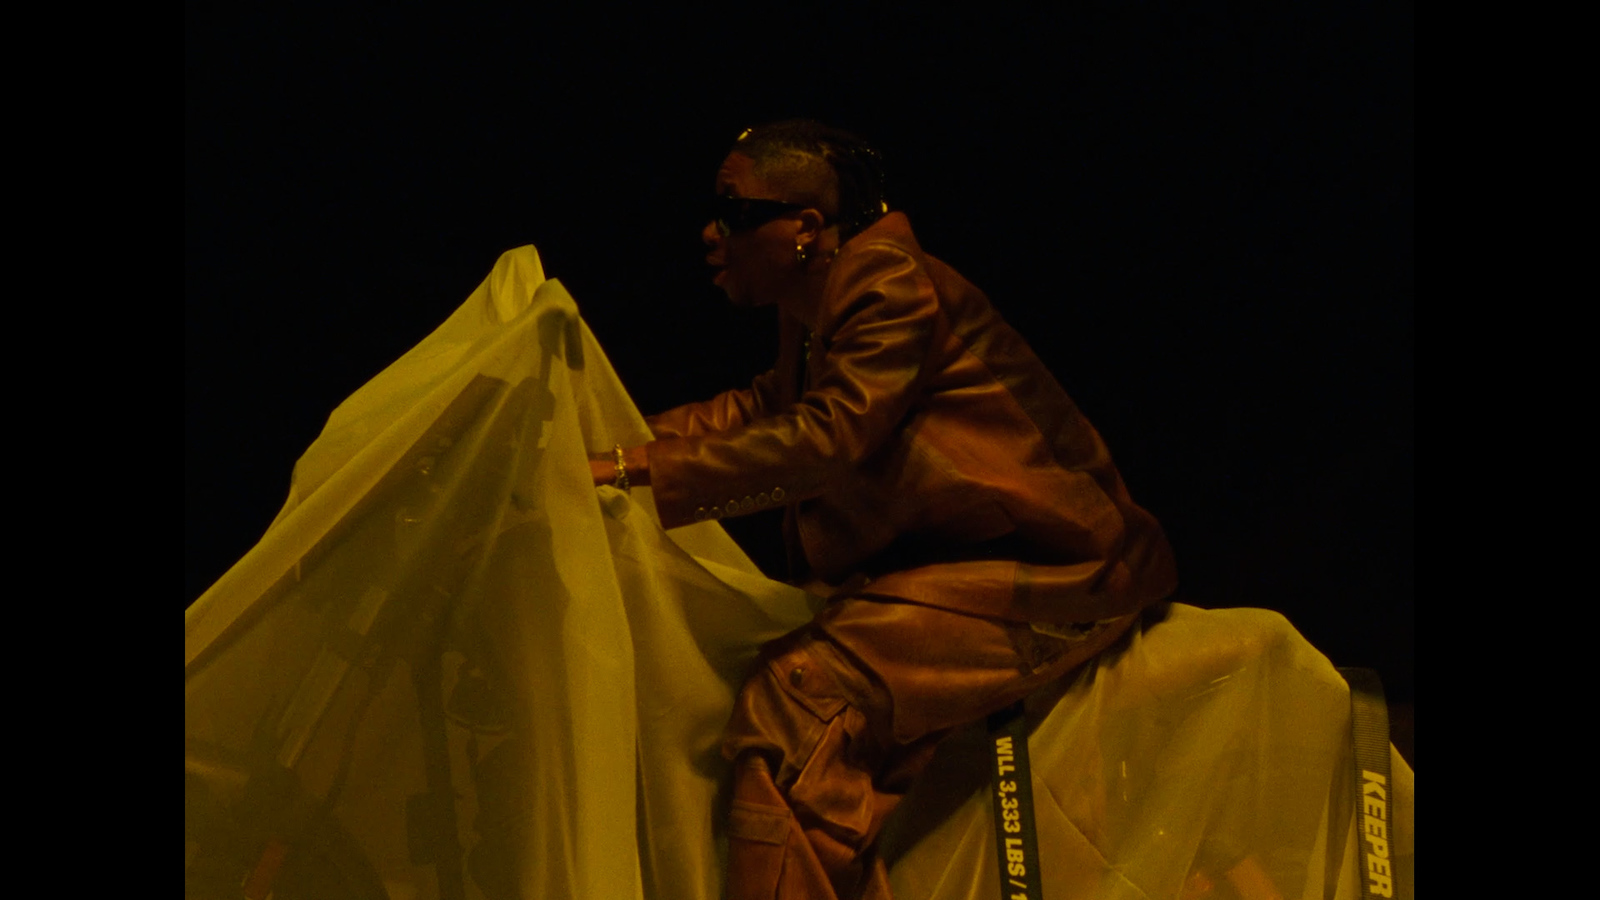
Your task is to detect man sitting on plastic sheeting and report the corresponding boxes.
[585,121,1411,899]
[185,134,1413,900]
[593,120,1185,900]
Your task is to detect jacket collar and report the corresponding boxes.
[782,212,922,330]
[840,211,919,256]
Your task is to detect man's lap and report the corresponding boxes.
[723,597,1137,779]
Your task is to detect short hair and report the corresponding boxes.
[731,120,889,241]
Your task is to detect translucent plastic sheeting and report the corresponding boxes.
[185,247,1412,900]
[880,603,1415,899]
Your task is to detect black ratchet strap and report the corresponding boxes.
[1338,667,1399,900]
[987,701,1042,900]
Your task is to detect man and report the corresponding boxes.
[592,120,1177,899]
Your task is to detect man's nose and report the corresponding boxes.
[702,218,722,247]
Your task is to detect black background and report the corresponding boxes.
[186,5,1412,701]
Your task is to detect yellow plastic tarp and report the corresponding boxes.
[185,247,1412,900]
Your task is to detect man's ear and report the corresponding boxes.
[795,208,827,244]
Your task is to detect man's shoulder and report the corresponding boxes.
[840,211,920,253]
[829,213,925,279]
[843,213,986,294]
[821,213,1007,342]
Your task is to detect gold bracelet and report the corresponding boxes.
[612,444,630,492]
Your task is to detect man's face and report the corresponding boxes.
[703,152,802,308]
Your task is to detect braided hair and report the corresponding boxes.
[731,120,889,241]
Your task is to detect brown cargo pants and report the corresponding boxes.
[721,596,1136,900]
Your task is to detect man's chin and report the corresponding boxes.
[715,279,773,309]
[721,286,758,309]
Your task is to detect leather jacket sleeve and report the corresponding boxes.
[648,244,941,529]
[644,369,782,440]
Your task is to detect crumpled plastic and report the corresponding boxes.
[185,246,1412,900]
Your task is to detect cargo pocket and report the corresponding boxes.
[762,643,874,846]
[787,708,876,849]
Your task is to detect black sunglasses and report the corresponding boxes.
[711,195,809,236]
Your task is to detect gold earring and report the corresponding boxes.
[795,243,809,265]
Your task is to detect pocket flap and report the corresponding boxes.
[768,646,848,722]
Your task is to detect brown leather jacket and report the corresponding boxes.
[646,213,1176,624]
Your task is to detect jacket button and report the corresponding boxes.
[740,495,754,512]
[694,507,707,521]
[772,487,786,502]
[789,667,805,687]
[756,492,770,506]
[725,500,740,515]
